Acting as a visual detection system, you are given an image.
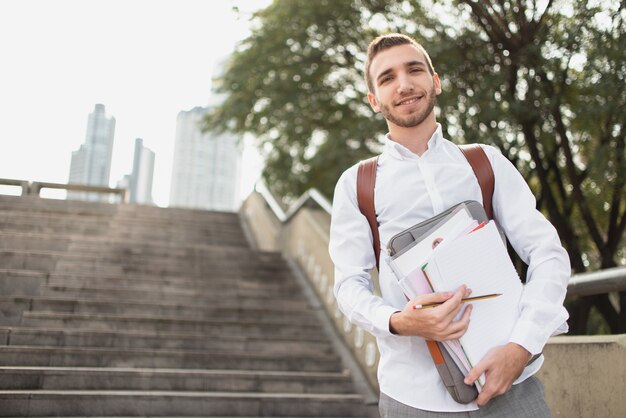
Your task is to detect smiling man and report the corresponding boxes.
[328,33,570,417]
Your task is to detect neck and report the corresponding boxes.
[387,117,437,156]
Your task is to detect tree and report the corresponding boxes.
[205,0,625,333]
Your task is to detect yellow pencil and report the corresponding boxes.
[412,293,502,310]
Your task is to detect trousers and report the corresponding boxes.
[379,376,551,418]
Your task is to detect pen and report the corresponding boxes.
[412,293,502,310]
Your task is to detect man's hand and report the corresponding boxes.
[464,343,532,406]
[389,285,472,340]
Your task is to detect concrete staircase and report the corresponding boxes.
[0,195,374,417]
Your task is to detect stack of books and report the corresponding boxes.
[386,202,523,390]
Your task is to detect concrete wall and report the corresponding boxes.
[239,192,282,252]
[240,191,626,417]
[537,334,626,417]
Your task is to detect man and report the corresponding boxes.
[328,33,570,417]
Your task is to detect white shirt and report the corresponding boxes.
[328,124,570,412]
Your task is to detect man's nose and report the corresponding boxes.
[397,74,414,93]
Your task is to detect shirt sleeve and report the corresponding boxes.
[328,167,399,338]
[487,147,570,355]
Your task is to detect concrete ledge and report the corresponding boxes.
[538,334,626,417]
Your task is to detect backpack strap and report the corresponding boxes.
[356,156,380,269]
[356,144,494,270]
[458,144,494,221]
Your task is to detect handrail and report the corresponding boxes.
[0,178,127,202]
[567,266,626,297]
[253,181,626,295]
[255,181,332,222]
[255,182,287,222]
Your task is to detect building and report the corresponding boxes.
[68,104,116,201]
[169,106,242,211]
[117,138,155,205]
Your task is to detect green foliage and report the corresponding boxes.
[205,0,393,198]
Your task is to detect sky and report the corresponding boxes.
[0,0,271,207]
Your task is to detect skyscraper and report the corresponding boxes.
[68,104,116,201]
[117,138,155,205]
[169,106,242,211]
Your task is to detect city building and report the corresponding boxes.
[116,138,155,205]
[130,138,155,205]
[67,104,116,201]
[169,106,242,211]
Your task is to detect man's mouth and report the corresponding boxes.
[395,95,424,106]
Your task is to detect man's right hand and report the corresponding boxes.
[389,285,472,341]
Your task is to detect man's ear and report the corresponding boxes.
[367,92,381,112]
[433,72,442,96]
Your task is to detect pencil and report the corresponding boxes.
[412,293,502,310]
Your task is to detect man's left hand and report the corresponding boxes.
[464,343,532,406]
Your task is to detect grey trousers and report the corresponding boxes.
[379,376,551,418]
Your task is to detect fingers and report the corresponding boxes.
[437,285,469,316]
[476,387,496,406]
[408,285,471,309]
[464,354,488,386]
[476,376,509,406]
[409,291,453,307]
[401,286,473,340]
[442,304,472,340]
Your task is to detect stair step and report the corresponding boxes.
[1,250,288,272]
[0,346,342,372]
[0,327,334,354]
[0,292,314,313]
[0,232,281,258]
[0,390,366,417]
[0,268,298,297]
[1,296,318,323]
[0,367,355,393]
[42,283,308,302]
[26,288,311,308]
[20,311,326,339]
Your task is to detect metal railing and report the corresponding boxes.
[0,178,127,203]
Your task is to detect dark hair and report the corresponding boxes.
[364,33,435,93]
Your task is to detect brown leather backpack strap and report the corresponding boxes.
[459,144,495,220]
[357,156,380,270]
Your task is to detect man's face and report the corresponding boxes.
[367,44,441,129]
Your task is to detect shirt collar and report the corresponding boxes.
[384,123,443,160]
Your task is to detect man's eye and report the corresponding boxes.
[410,68,423,73]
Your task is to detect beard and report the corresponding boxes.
[378,85,437,128]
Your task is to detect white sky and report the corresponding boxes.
[0,0,270,207]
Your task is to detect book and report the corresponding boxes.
[421,221,523,387]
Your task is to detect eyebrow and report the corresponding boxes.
[375,60,428,83]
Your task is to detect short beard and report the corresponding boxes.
[379,85,436,128]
